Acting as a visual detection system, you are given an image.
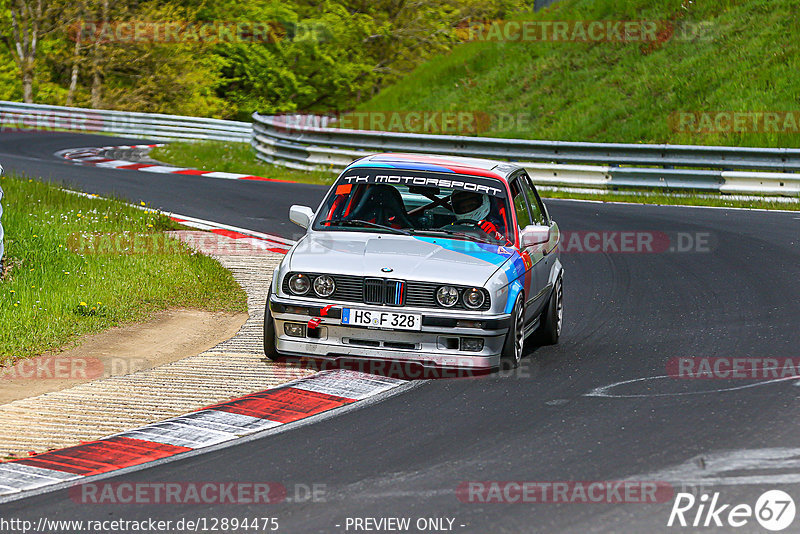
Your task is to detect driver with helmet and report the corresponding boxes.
[450,190,506,242]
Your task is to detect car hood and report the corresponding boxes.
[288,232,518,286]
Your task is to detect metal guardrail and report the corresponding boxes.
[0,101,251,143]
[0,101,249,271]
[0,101,796,196]
[251,113,800,196]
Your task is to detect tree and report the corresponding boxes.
[89,0,108,107]
[5,0,44,102]
[1,0,534,114]
[94,1,230,116]
[65,0,85,105]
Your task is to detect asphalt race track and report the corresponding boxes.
[0,131,323,241]
[2,131,800,532]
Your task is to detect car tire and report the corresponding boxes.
[536,276,563,346]
[263,288,280,361]
[500,295,525,370]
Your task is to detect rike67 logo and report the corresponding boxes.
[668,490,796,531]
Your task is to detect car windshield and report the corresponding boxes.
[314,170,514,244]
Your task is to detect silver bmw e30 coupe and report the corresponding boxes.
[263,153,563,371]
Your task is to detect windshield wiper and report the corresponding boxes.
[414,228,494,244]
[320,218,413,236]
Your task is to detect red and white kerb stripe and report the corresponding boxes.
[0,371,405,497]
[167,214,295,254]
[55,144,291,183]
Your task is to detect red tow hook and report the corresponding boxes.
[307,305,336,337]
[309,305,336,328]
[307,316,323,339]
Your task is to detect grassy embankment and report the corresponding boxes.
[0,174,247,361]
[361,0,800,147]
[153,0,800,210]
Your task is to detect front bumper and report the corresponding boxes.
[270,296,511,370]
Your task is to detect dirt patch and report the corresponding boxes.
[0,308,248,405]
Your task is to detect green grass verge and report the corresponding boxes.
[151,142,337,186]
[359,0,800,148]
[0,174,247,361]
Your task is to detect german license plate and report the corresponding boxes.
[341,308,422,331]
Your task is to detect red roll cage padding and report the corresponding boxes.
[497,201,507,233]
[343,185,365,217]
[325,195,346,223]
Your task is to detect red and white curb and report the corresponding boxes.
[167,213,295,255]
[56,144,291,183]
[0,370,406,500]
[63,188,296,254]
[0,148,411,502]
[57,145,300,253]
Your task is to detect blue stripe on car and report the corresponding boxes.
[346,162,457,173]
[505,279,524,313]
[412,237,512,266]
[412,237,528,314]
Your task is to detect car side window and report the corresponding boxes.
[510,178,532,230]
[520,174,545,224]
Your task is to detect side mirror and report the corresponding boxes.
[520,224,551,249]
[289,205,314,229]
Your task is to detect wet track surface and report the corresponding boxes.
[2,131,800,532]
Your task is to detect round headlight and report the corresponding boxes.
[463,288,485,309]
[288,273,310,295]
[313,274,336,297]
[436,286,459,307]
